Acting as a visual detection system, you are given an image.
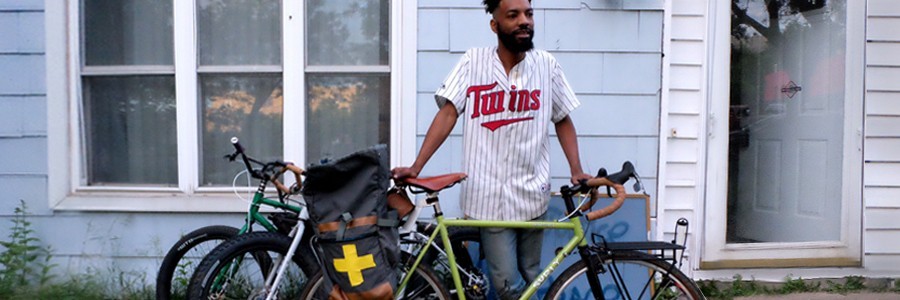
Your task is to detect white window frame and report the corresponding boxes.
[701,0,864,268]
[45,0,418,211]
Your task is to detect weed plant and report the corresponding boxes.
[0,200,55,296]
[0,200,153,299]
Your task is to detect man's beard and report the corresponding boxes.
[497,25,534,53]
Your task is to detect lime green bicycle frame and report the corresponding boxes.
[399,214,586,300]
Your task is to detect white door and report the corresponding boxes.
[730,5,844,243]
[704,0,863,266]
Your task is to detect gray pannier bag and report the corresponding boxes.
[301,145,400,300]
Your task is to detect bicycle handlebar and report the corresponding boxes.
[272,163,304,195]
[228,137,304,195]
[566,161,636,221]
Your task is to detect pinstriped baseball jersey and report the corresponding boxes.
[435,47,580,221]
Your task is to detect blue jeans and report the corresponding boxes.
[480,213,545,300]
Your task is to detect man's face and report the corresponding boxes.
[492,0,534,53]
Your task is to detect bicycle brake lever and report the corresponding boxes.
[224,153,239,162]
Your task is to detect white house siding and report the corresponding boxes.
[416,0,665,219]
[660,0,900,279]
[863,0,900,272]
[659,0,707,276]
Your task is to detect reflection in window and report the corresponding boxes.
[82,0,173,66]
[306,0,390,66]
[306,75,390,164]
[81,0,176,186]
[83,76,177,186]
[200,75,283,186]
[197,0,282,65]
[727,0,846,243]
[196,0,283,186]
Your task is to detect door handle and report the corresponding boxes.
[781,81,802,99]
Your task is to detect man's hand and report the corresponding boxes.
[571,172,592,185]
[391,167,420,180]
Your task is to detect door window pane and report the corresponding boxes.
[306,75,390,164]
[200,74,284,186]
[82,0,173,66]
[83,76,177,186]
[306,0,390,66]
[728,0,846,243]
[197,0,282,66]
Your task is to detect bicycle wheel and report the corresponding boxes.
[544,250,704,300]
[157,225,240,300]
[299,252,450,300]
[188,231,319,300]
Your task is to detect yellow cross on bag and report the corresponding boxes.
[333,244,377,286]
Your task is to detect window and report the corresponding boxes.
[80,0,176,186]
[196,0,283,186]
[50,0,415,210]
[304,0,391,164]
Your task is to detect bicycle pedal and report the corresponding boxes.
[464,286,487,300]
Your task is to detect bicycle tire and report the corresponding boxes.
[187,231,319,300]
[299,252,450,300]
[544,250,704,300]
[156,225,240,300]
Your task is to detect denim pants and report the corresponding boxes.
[480,213,545,300]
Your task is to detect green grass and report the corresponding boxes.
[824,275,866,295]
[698,274,899,299]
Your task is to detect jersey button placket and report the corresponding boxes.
[502,71,517,221]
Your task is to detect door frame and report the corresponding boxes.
[701,0,864,268]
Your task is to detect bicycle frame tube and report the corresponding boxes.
[398,216,586,300]
[245,192,304,233]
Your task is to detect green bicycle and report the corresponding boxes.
[388,161,704,300]
[156,137,318,300]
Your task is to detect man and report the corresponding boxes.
[392,0,591,298]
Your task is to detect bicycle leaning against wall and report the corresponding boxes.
[187,145,486,300]
[302,161,705,300]
[155,137,318,300]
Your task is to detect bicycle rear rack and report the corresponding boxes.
[590,217,691,267]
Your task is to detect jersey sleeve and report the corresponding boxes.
[434,51,471,115]
[550,58,581,123]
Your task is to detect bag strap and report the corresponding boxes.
[318,215,377,232]
[337,212,352,240]
[377,210,400,227]
[316,212,400,240]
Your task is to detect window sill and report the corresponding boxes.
[52,193,272,213]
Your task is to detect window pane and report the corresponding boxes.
[727,0,846,243]
[307,0,390,66]
[197,0,282,66]
[82,76,177,186]
[82,0,173,66]
[200,74,283,186]
[306,74,389,164]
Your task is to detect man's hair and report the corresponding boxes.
[483,0,531,14]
